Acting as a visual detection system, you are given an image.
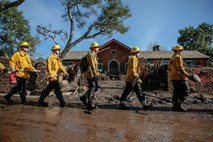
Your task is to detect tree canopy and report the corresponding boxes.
[0,5,39,57]
[177,22,213,58]
[37,0,131,59]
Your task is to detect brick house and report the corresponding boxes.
[63,39,210,77]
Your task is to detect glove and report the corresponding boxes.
[18,68,24,72]
[11,67,16,73]
[63,71,69,76]
[132,76,139,87]
[33,69,41,72]
[93,75,99,82]
[50,74,56,77]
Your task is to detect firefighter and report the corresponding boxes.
[79,42,100,110]
[37,44,68,107]
[119,46,153,110]
[168,45,190,112]
[4,41,37,104]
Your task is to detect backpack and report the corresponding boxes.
[79,55,89,73]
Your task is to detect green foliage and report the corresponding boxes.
[0,5,39,57]
[177,22,213,57]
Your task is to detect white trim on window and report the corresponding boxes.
[111,49,116,55]
[185,60,194,67]
[98,63,103,73]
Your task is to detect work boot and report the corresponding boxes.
[38,101,48,107]
[87,99,96,110]
[172,103,187,112]
[4,95,13,104]
[60,101,68,108]
[38,97,48,107]
[20,94,27,104]
[141,100,153,111]
[79,95,87,105]
[119,101,130,110]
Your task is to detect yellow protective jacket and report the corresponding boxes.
[0,63,5,71]
[168,53,189,80]
[84,52,99,79]
[47,54,67,81]
[125,55,140,82]
[9,51,34,79]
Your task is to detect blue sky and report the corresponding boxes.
[18,0,213,59]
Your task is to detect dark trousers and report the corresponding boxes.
[82,78,98,100]
[120,82,145,102]
[5,77,27,102]
[38,81,64,103]
[172,80,189,104]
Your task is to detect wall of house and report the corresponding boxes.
[144,58,208,67]
[191,59,209,67]
[98,42,130,75]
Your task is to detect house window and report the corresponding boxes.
[185,60,194,67]
[111,50,116,55]
[147,60,154,65]
[160,60,169,66]
[98,63,103,73]
[62,61,72,66]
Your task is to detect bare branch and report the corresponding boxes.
[0,0,25,12]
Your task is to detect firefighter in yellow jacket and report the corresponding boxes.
[4,41,36,104]
[119,46,153,110]
[79,42,100,110]
[38,44,68,107]
[168,45,190,112]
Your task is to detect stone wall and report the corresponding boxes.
[186,67,213,95]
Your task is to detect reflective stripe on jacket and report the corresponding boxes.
[0,63,5,71]
[168,53,189,80]
[125,55,140,82]
[9,51,34,79]
[47,54,67,81]
[84,52,99,79]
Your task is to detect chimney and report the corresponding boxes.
[153,45,160,51]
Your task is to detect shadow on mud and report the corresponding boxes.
[66,102,213,114]
[0,99,212,114]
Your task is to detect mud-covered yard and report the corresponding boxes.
[0,80,213,142]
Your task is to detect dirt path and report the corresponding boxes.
[0,79,213,142]
[0,94,212,142]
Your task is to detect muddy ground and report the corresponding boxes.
[0,80,213,142]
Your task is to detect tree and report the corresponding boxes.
[177,22,213,57]
[37,0,131,59]
[0,7,39,57]
[0,0,25,12]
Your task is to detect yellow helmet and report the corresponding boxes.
[174,45,184,51]
[90,42,99,49]
[131,46,140,53]
[51,44,60,51]
[19,41,29,47]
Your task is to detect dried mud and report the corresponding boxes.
[0,80,213,142]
